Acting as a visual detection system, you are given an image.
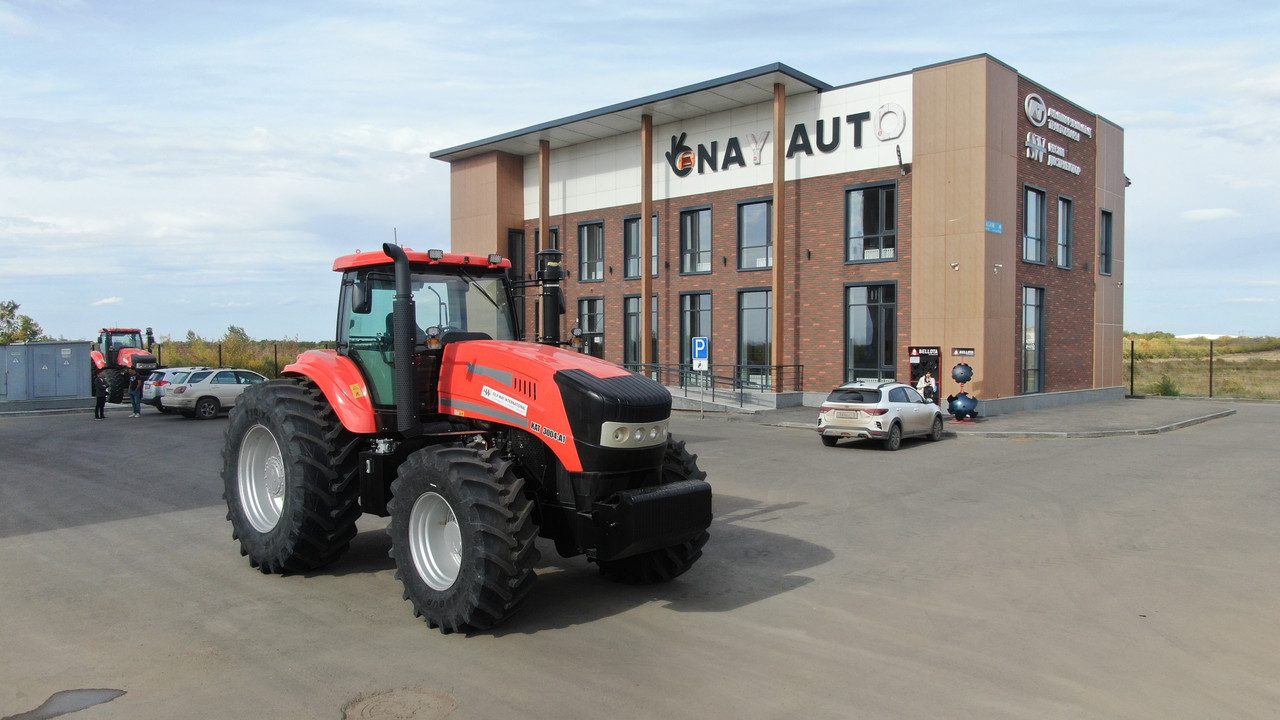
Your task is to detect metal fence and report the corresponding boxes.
[1124,337,1280,400]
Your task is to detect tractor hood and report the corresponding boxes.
[437,340,671,473]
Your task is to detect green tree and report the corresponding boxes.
[0,300,47,344]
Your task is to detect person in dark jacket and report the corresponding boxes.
[127,368,144,417]
[93,369,109,419]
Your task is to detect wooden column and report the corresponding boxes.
[538,139,550,253]
[770,83,787,385]
[640,115,654,365]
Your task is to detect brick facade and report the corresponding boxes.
[517,164,912,392]
[1014,78,1100,394]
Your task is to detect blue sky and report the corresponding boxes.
[2,0,1278,341]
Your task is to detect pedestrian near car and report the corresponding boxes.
[127,367,144,417]
[93,369,109,419]
[916,371,937,403]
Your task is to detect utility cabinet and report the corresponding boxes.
[1,341,92,404]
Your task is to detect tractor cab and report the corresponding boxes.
[333,248,518,412]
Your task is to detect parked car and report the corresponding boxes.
[816,381,944,450]
[142,366,213,413]
[165,368,268,419]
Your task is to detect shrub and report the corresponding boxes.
[1152,374,1181,396]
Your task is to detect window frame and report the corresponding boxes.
[577,221,604,282]
[1099,209,1114,275]
[577,296,604,358]
[680,206,713,275]
[1056,196,1073,269]
[737,288,772,386]
[844,282,897,383]
[1023,185,1047,264]
[1022,285,1046,394]
[844,182,897,264]
[737,198,772,271]
[679,291,712,366]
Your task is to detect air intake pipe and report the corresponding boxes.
[536,248,565,345]
[382,243,419,434]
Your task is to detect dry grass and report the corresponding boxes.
[1125,335,1280,400]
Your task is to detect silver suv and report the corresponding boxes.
[816,381,944,450]
[142,366,213,414]
[166,368,268,419]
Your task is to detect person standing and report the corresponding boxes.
[93,369,109,419]
[127,368,145,418]
[916,371,937,403]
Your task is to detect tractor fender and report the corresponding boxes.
[90,350,106,369]
[283,349,378,434]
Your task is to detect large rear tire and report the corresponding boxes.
[221,379,362,574]
[596,436,710,584]
[387,445,540,634]
[104,368,127,404]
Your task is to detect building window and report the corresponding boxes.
[845,284,896,382]
[680,208,712,274]
[1022,286,1045,393]
[578,297,604,358]
[625,214,660,279]
[623,294,658,369]
[1056,197,1073,268]
[1023,186,1046,263]
[1099,210,1114,275]
[623,217,641,279]
[846,183,896,262]
[680,292,711,366]
[535,226,559,251]
[507,229,526,338]
[578,222,604,282]
[738,200,771,270]
[651,214,659,278]
[738,290,772,387]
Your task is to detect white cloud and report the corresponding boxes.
[1182,208,1241,221]
[92,297,123,306]
[1225,297,1275,304]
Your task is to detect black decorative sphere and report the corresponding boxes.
[951,362,973,384]
[948,392,979,420]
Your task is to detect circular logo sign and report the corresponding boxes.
[1024,93,1047,127]
[876,103,906,141]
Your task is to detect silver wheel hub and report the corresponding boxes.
[238,424,286,533]
[409,492,462,591]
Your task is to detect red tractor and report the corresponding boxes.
[221,245,711,633]
[91,327,158,403]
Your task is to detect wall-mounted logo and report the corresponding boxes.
[666,132,695,177]
[1024,93,1048,127]
[876,103,906,141]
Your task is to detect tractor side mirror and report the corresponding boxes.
[351,278,372,314]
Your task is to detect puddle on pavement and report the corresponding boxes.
[2,689,125,720]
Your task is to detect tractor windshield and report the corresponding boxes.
[105,331,144,350]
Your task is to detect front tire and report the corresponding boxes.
[596,436,710,584]
[821,434,839,447]
[929,416,944,442]
[221,379,362,574]
[387,445,540,634]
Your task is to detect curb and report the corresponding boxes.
[759,409,1237,438]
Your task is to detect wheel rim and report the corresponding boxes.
[198,400,217,418]
[238,424,287,533]
[409,492,462,591]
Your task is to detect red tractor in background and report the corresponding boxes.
[221,245,712,633]
[91,327,158,403]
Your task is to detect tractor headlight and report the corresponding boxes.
[599,419,669,449]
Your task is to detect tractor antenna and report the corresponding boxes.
[393,227,399,246]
